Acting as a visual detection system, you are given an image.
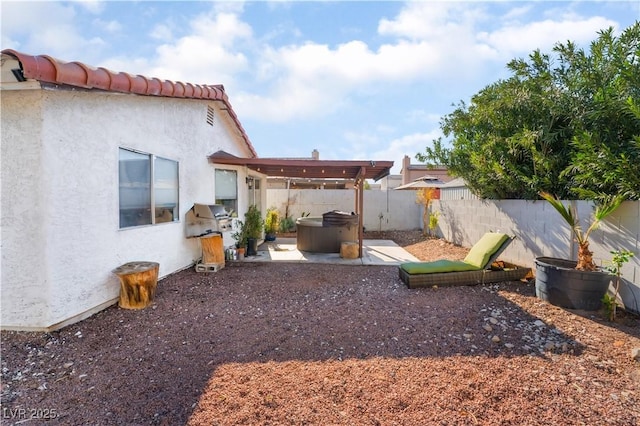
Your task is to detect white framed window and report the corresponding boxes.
[215,169,237,214]
[119,148,179,228]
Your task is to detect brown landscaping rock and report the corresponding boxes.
[1,231,639,425]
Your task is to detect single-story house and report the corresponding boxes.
[1,49,266,331]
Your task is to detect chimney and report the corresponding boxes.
[402,155,411,184]
[312,149,319,160]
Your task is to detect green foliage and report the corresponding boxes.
[231,220,247,249]
[602,249,635,321]
[418,22,640,200]
[428,211,440,237]
[264,208,280,235]
[243,205,264,239]
[279,216,295,233]
[601,293,617,322]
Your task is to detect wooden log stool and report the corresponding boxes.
[112,261,159,309]
[340,241,359,259]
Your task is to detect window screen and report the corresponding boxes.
[119,148,179,228]
[215,169,237,214]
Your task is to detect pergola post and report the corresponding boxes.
[356,167,366,258]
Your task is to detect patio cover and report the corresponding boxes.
[209,151,394,257]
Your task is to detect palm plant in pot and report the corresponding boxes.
[535,191,624,310]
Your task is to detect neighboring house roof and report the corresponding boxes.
[441,177,468,188]
[412,174,443,182]
[406,167,453,182]
[1,49,257,157]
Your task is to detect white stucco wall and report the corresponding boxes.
[1,87,257,330]
[1,90,50,326]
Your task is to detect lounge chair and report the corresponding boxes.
[399,232,531,288]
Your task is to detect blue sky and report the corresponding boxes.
[2,1,639,174]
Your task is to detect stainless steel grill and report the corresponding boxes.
[185,203,233,238]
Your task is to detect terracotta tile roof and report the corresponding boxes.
[1,49,257,157]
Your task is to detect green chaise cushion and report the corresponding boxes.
[400,233,510,275]
[463,233,509,269]
[401,260,480,274]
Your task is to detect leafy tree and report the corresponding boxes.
[418,22,640,200]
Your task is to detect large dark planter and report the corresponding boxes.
[535,256,611,311]
[246,238,259,256]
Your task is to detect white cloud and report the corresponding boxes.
[478,16,619,56]
[143,12,253,84]
[0,2,104,60]
[235,37,456,122]
[92,18,122,34]
[77,0,105,15]
[213,1,245,15]
[150,23,174,42]
[378,2,483,41]
[233,3,492,122]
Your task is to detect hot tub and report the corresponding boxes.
[296,212,358,253]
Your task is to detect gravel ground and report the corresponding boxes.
[2,230,639,425]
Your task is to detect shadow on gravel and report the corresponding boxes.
[498,281,640,339]
[0,263,600,425]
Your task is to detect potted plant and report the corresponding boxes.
[231,220,247,259]
[243,204,263,256]
[264,207,280,241]
[535,191,624,310]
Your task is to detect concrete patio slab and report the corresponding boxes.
[239,238,419,266]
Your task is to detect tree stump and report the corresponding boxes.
[200,234,225,265]
[112,261,159,309]
[340,241,359,259]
